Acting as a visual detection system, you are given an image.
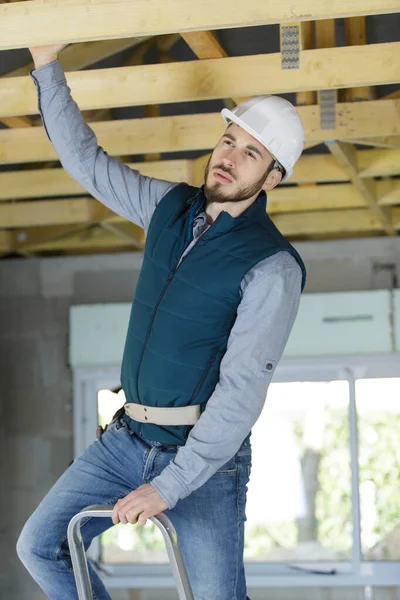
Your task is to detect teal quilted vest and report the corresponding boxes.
[121,183,306,444]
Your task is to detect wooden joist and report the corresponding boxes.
[1,149,399,202]
[0,197,113,228]
[273,208,383,236]
[180,30,246,106]
[1,0,399,51]
[0,100,399,165]
[343,17,372,102]
[326,141,396,235]
[1,43,399,118]
[295,22,316,107]
[3,38,149,78]
[342,136,400,149]
[11,225,140,253]
[4,206,400,255]
[2,180,400,229]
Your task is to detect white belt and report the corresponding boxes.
[124,403,201,426]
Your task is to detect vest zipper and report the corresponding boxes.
[136,204,199,435]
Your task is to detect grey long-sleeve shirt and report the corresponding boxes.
[30,61,303,510]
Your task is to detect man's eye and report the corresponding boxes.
[224,140,233,146]
[246,152,256,159]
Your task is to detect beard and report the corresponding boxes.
[204,157,271,204]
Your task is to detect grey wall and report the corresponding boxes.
[2,237,400,600]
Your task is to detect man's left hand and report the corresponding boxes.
[111,483,169,526]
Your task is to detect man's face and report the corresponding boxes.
[204,123,279,204]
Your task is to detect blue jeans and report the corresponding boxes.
[17,416,252,599]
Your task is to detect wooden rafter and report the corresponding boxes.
[179,30,246,106]
[1,43,399,118]
[3,38,150,79]
[342,136,400,149]
[1,149,399,202]
[326,141,396,236]
[342,17,373,102]
[0,197,113,228]
[1,0,399,51]
[272,208,395,237]
[12,225,140,253]
[295,22,316,107]
[0,99,399,165]
[3,206,400,255]
[2,180,400,229]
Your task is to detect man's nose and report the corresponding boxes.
[222,151,235,169]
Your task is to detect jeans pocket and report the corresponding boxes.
[214,456,237,476]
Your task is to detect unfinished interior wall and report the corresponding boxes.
[1,237,400,600]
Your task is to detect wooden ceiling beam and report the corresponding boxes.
[295,22,316,107]
[179,30,246,106]
[357,148,400,178]
[1,0,398,51]
[0,116,33,128]
[1,149,399,202]
[3,38,150,79]
[1,99,399,165]
[7,205,400,253]
[269,180,400,213]
[326,140,396,235]
[341,136,400,149]
[99,221,145,249]
[0,197,113,228]
[180,31,227,60]
[156,34,181,53]
[12,225,136,252]
[342,16,373,102]
[1,43,399,118]
[382,89,400,101]
[272,208,385,236]
[0,159,193,200]
[1,180,399,228]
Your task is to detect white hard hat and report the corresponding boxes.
[221,95,304,181]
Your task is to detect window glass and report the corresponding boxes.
[245,380,352,562]
[356,378,400,561]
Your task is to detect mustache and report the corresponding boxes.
[213,165,236,181]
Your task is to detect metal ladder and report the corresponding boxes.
[67,505,194,600]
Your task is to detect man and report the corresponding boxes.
[17,43,306,600]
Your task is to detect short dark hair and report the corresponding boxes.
[266,158,286,180]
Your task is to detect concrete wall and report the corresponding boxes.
[2,237,400,600]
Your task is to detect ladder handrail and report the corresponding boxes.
[67,505,194,600]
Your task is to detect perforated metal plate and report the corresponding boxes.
[319,89,337,129]
[280,24,300,69]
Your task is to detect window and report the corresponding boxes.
[73,356,400,590]
[245,380,351,562]
[356,378,400,561]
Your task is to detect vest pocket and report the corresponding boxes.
[189,356,216,403]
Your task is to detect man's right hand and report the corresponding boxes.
[28,44,69,70]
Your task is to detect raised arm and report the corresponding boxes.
[28,45,178,232]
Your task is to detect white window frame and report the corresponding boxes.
[72,353,400,590]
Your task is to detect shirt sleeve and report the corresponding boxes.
[29,60,178,233]
[150,252,303,509]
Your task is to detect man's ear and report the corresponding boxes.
[262,169,282,192]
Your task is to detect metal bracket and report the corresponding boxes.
[319,89,337,130]
[280,24,300,70]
